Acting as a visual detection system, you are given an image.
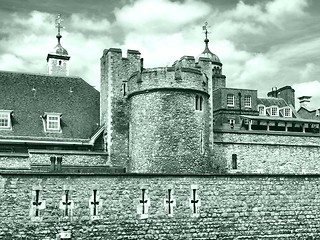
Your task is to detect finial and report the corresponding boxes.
[202,22,210,45]
[55,14,64,44]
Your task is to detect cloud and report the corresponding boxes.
[114,0,212,34]
[225,0,308,25]
[69,14,111,34]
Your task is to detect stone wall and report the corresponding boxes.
[129,90,210,173]
[1,173,320,239]
[29,150,109,166]
[213,131,320,173]
[0,155,29,169]
[100,48,141,167]
[0,151,109,169]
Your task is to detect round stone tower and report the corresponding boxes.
[127,56,211,173]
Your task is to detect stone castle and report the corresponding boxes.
[1,18,320,239]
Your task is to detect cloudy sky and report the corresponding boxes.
[0,0,320,108]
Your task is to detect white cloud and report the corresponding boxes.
[114,0,212,34]
[224,0,308,25]
[70,14,111,33]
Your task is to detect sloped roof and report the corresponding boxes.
[257,97,288,108]
[0,71,100,142]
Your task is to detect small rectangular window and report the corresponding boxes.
[123,82,127,96]
[232,154,237,170]
[284,108,291,117]
[195,95,203,111]
[244,95,251,108]
[0,111,12,130]
[44,113,61,132]
[227,94,234,107]
[270,107,278,116]
[47,116,59,130]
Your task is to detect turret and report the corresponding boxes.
[127,61,211,173]
[100,48,141,167]
[46,14,70,76]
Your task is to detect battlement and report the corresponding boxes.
[127,65,208,97]
[101,48,141,61]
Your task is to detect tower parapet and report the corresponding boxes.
[128,66,208,97]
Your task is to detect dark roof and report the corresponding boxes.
[0,71,100,142]
[298,107,320,120]
[257,97,288,108]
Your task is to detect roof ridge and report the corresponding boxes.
[0,70,81,79]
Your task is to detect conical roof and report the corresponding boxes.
[197,39,220,64]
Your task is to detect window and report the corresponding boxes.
[232,154,237,170]
[0,111,12,130]
[43,113,61,132]
[47,115,59,130]
[270,106,278,116]
[227,94,234,107]
[229,119,235,129]
[200,130,204,154]
[244,95,251,108]
[258,105,265,115]
[195,95,203,111]
[122,82,127,96]
[283,108,292,117]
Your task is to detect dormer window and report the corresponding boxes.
[270,106,279,116]
[283,107,292,118]
[0,110,13,130]
[43,113,62,132]
[258,105,265,115]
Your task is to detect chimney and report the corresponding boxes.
[50,156,56,172]
[298,96,312,109]
[267,87,278,98]
[56,156,63,171]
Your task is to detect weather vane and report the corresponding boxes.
[202,22,210,40]
[55,14,64,42]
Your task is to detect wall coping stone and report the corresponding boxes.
[0,152,29,158]
[28,149,108,156]
[1,172,320,178]
[128,87,210,99]
[214,129,320,138]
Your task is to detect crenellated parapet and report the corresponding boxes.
[127,60,209,99]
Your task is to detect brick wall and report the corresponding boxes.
[213,131,320,173]
[1,173,320,239]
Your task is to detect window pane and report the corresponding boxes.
[227,94,234,106]
[47,115,60,130]
[244,96,251,107]
[0,114,9,127]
